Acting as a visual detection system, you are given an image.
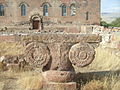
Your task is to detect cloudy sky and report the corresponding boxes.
[101,0,120,13]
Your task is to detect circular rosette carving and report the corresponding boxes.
[25,42,50,68]
[69,43,95,67]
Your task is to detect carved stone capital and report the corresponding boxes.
[25,42,50,68]
[69,43,95,67]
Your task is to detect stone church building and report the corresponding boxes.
[0,0,100,31]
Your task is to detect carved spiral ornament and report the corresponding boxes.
[25,42,50,68]
[69,43,95,67]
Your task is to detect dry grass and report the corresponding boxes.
[91,47,120,71]
[93,46,120,70]
[0,82,4,90]
[11,72,119,90]
[112,81,120,90]
[76,46,120,72]
[0,42,25,56]
[17,71,43,90]
[81,75,120,90]
[0,71,43,90]
[0,62,5,71]
[79,45,120,90]
[81,80,105,90]
[16,71,120,90]
[0,42,25,71]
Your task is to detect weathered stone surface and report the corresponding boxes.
[22,34,100,71]
[0,55,27,71]
[20,34,101,43]
[42,70,75,83]
[42,82,77,90]
[25,42,50,68]
[0,56,5,62]
[45,43,74,71]
[1,55,24,64]
[69,42,95,67]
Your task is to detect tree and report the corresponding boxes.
[100,21,110,27]
[111,18,120,27]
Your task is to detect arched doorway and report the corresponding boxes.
[32,17,40,29]
[30,14,43,30]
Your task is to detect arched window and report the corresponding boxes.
[70,4,76,16]
[62,5,67,16]
[86,12,89,20]
[43,4,48,16]
[0,5,4,16]
[21,4,26,16]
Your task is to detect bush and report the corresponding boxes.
[100,21,111,28]
[111,18,120,27]
[101,18,120,27]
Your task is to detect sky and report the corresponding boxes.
[101,0,120,13]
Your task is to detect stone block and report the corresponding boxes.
[42,71,75,83]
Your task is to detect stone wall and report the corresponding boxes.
[0,33,101,43]
[0,0,100,26]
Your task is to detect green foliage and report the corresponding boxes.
[111,18,120,27]
[100,18,120,27]
[100,21,110,27]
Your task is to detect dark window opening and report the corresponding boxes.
[0,5,4,16]
[43,4,48,16]
[32,20,39,29]
[62,5,67,16]
[21,4,26,16]
[86,12,89,20]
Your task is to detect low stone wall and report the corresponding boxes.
[0,33,102,43]
[0,35,16,42]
